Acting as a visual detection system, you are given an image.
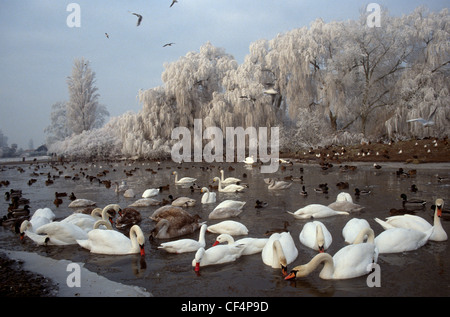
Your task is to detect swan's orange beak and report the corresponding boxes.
[437,205,442,217]
[318,245,325,253]
[140,244,145,256]
[20,232,24,241]
[212,240,220,246]
[194,262,200,272]
[285,272,296,280]
[281,265,288,277]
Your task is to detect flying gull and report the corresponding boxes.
[407,107,437,127]
[170,0,178,8]
[131,12,143,26]
[163,42,175,47]
[105,33,109,39]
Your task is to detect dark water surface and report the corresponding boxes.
[1,159,449,297]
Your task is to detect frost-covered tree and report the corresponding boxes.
[45,101,71,145]
[66,58,109,134]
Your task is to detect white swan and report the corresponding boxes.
[288,204,349,219]
[214,200,246,210]
[142,188,160,198]
[262,232,298,275]
[328,192,364,212]
[266,178,292,190]
[68,198,96,208]
[374,198,447,242]
[158,224,207,254]
[374,227,432,254]
[192,244,246,272]
[342,218,371,244]
[172,171,197,184]
[24,221,88,245]
[19,207,56,238]
[299,221,332,252]
[219,170,241,184]
[207,220,248,235]
[213,233,269,255]
[201,187,216,204]
[32,207,56,221]
[61,204,120,232]
[77,224,145,255]
[213,177,245,192]
[285,240,378,280]
[243,155,255,164]
[208,207,244,219]
[129,198,161,207]
[171,196,196,207]
[123,188,136,198]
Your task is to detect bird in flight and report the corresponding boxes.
[170,0,178,7]
[131,12,143,26]
[163,42,175,47]
[407,107,438,127]
[105,33,109,39]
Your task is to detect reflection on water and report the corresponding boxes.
[0,159,449,296]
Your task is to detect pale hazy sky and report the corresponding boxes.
[0,0,448,149]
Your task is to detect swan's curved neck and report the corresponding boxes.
[93,220,112,229]
[353,228,375,244]
[316,224,325,250]
[434,205,443,228]
[273,240,286,267]
[307,253,334,279]
[198,225,207,243]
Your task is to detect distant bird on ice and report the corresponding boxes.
[163,42,175,47]
[170,0,178,7]
[407,107,437,127]
[130,12,143,26]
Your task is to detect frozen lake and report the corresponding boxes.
[0,159,449,297]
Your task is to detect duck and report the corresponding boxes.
[400,193,426,207]
[328,192,364,213]
[300,186,308,196]
[77,223,145,255]
[207,220,248,236]
[213,177,245,193]
[299,221,332,252]
[266,178,292,190]
[192,244,246,272]
[172,171,197,184]
[208,206,244,220]
[69,192,76,201]
[150,218,204,239]
[68,198,96,208]
[374,227,432,254]
[354,188,371,196]
[255,200,268,208]
[158,224,207,253]
[7,204,31,218]
[264,221,290,236]
[342,218,371,244]
[213,233,269,255]
[285,228,378,280]
[142,188,160,198]
[201,187,216,204]
[24,221,88,245]
[262,232,298,276]
[116,208,142,229]
[374,198,447,242]
[288,204,349,219]
[219,169,241,184]
[171,196,196,207]
[128,198,162,207]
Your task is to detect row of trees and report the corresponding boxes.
[47,6,449,159]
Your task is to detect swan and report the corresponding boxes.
[208,207,244,220]
[262,232,298,276]
[171,196,196,207]
[374,198,447,242]
[374,227,432,254]
[192,244,246,272]
[214,200,246,210]
[68,198,96,208]
[285,240,378,280]
[32,207,56,221]
[219,170,241,184]
[151,218,204,239]
[266,178,292,190]
[288,204,349,219]
[123,189,135,198]
[342,218,371,244]
[129,198,161,207]
[207,220,248,235]
[114,181,128,193]
[213,233,269,255]
[150,205,200,226]
[61,204,120,232]
[77,224,145,255]
[116,208,142,229]
[172,171,197,184]
[213,177,245,192]
[201,187,216,204]
[328,192,364,212]
[142,188,160,198]
[24,221,88,245]
[243,156,255,164]
[299,221,332,252]
[158,224,207,253]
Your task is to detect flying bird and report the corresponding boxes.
[131,12,143,26]
[407,107,437,127]
[170,0,178,7]
[163,42,175,47]
[105,33,109,39]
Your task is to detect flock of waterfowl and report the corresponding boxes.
[0,155,448,288]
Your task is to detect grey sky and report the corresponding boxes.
[0,0,448,149]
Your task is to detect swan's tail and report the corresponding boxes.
[374,218,395,230]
